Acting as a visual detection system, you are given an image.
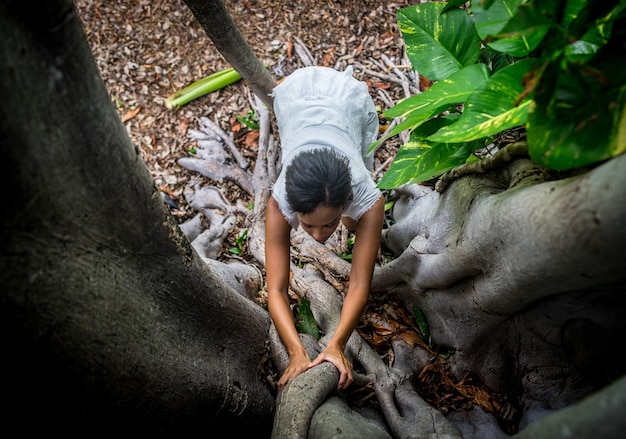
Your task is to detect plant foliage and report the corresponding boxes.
[378,0,626,189]
[296,298,320,340]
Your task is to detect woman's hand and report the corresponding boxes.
[305,197,384,391]
[308,342,353,389]
[278,350,312,391]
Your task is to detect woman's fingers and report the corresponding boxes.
[278,354,311,391]
[308,349,353,389]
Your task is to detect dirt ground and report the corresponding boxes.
[75,0,415,225]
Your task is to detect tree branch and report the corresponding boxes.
[181,0,275,108]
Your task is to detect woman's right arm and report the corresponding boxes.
[265,197,311,390]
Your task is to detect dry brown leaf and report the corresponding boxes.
[372,82,391,90]
[364,312,399,336]
[178,116,189,136]
[420,75,433,91]
[455,380,501,415]
[121,106,141,122]
[322,52,334,67]
[244,130,259,147]
[397,329,437,354]
[159,185,174,197]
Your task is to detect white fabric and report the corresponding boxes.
[271,66,381,229]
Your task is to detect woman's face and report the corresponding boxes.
[297,204,342,243]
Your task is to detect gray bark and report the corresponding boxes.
[4,0,626,437]
[0,0,273,434]
[515,376,626,438]
[170,0,626,435]
[374,150,626,435]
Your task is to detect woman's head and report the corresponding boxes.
[285,148,352,214]
[285,148,352,242]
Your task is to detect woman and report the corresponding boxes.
[265,66,384,391]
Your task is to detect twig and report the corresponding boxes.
[374,156,394,179]
[381,53,416,98]
[376,88,395,109]
[353,61,407,88]
[199,117,249,170]
[292,36,316,67]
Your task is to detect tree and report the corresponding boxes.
[2,0,626,438]
[1,0,273,435]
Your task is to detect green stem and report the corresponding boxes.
[165,67,242,109]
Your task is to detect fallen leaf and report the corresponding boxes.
[420,75,433,91]
[121,106,141,122]
[287,38,294,58]
[323,52,334,67]
[159,185,174,196]
[364,312,399,336]
[178,116,189,136]
[397,329,437,354]
[372,82,391,90]
[244,130,259,147]
[229,114,241,132]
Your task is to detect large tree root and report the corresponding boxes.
[375,149,626,434]
[179,79,626,438]
[180,93,467,437]
[267,233,464,438]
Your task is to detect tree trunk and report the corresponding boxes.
[0,0,273,434]
[181,0,275,108]
[4,0,626,437]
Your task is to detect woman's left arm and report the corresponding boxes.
[308,195,385,389]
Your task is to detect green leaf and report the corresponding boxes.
[443,0,469,13]
[371,64,491,153]
[296,298,320,340]
[377,116,480,188]
[235,229,248,246]
[439,348,456,359]
[236,109,260,130]
[472,0,551,57]
[527,82,626,170]
[384,64,491,119]
[427,58,538,143]
[398,2,481,81]
[413,306,430,340]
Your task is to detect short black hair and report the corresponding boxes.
[285,148,352,214]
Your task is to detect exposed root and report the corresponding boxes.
[435,142,529,193]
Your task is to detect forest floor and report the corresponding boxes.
[75,0,415,227]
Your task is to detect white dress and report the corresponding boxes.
[270,66,382,229]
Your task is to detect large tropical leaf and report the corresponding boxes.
[398,2,481,81]
[527,70,626,169]
[427,58,538,143]
[472,0,550,57]
[370,64,492,152]
[384,64,491,119]
[378,116,481,188]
